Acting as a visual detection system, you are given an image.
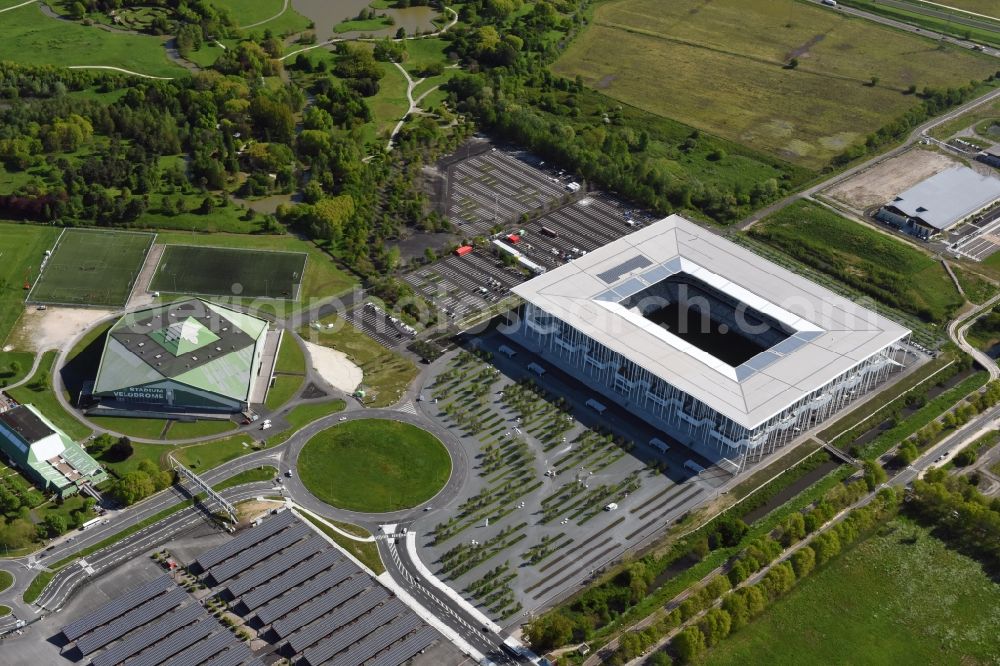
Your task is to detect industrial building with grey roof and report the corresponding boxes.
[876,165,1000,239]
[510,215,911,473]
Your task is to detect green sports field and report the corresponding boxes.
[27,229,154,307]
[150,245,307,299]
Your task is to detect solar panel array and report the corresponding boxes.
[239,548,344,611]
[180,511,443,666]
[201,643,254,666]
[195,510,296,571]
[368,627,439,666]
[255,566,361,627]
[207,522,310,584]
[91,602,204,666]
[125,616,215,666]
[596,254,652,284]
[321,614,422,666]
[225,537,325,598]
[61,574,171,642]
[160,629,235,666]
[286,588,389,654]
[270,575,367,639]
[76,587,188,655]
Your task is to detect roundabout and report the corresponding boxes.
[296,418,452,513]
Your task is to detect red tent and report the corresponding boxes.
[454,245,473,256]
[507,234,522,244]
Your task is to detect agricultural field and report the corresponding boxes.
[28,229,153,307]
[150,245,307,299]
[704,518,1000,665]
[748,200,963,323]
[551,0,997,168]
[0,4,184,78]
[0,223,59,345]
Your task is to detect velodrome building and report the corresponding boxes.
[91,299,270,414]
[510,216,911,474]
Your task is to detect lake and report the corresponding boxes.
[291,0,437,40]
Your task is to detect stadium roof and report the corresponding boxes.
[94,299,268,401]
[888,166,1000,230]
[512,215,910,429]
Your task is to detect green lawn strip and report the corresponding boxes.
[265,374,304,410]
[857,371,988,458]
[818,353,956,441]
[0,605,9,616]
[0,350,35,387]
[947,429,1000,469]
[284,400,346,428]
[0,570,12,593]
[952,266,998,305]
[0,223,60,345]
[99,441,170,477]
[7,351,93,441]
[298,419,450,512]
[165,419,236,440]
[91,417,168,440]
[929,97,1000,140]
[334,17,394,33]
[212,466,277,492]
[208,0,290,26]
[299,511,385,575]
[703,517,1000,665]
[749,200,962,324]
[301,315,416,407]
[0,4,185,78]
[23,570,54,604]
[275,333,306,374]
[173,434,262,472]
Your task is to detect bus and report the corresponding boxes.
[649,438,670,453]
[585,398,607,414]
[79,517,103,531]
[540,226,558,238]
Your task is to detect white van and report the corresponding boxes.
[649,437,670,453]
[604,502,618,512]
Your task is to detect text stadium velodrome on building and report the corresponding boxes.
[509,215,911,474]
[92,298,269,414]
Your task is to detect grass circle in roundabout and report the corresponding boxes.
[297,419,451,513]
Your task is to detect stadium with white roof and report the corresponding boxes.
[510,215,911,473]
[91,299,270,414]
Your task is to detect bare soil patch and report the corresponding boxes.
[824,148,960,212]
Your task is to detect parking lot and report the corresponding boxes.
[950,206,1000,261]
[409,180,659,326]
[447,148,570,237]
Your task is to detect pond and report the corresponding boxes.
[291,0,438,40]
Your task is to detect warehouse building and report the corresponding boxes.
[0,404,107,497]
[91,299,271,414]
[876,166,1000,239]
[510,215,911,474]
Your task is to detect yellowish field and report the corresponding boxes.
[552,0,996,168]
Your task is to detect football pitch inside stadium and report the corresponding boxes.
[150,245,307,299]
[27,229,154,307]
